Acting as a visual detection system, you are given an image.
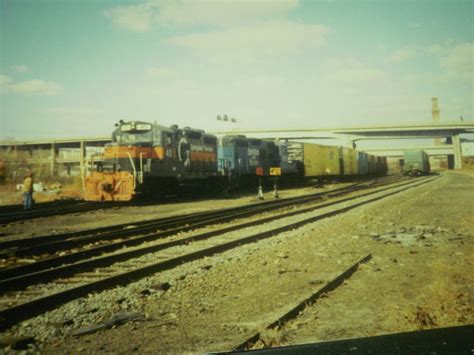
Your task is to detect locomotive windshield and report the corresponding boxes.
[111,122,154,144]
[115,130,153,144]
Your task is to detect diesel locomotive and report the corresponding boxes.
[85,121,218,201]
[84,120,388,201]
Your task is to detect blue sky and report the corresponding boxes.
[0,0,472,140]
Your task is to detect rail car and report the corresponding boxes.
[218,136,280,187]
[402,150,430,176]
[85,121,389,201]
[85,121,218,201]
[282,142,387,179]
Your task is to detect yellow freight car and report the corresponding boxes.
[339,147,359,175]
[302,143,340,177]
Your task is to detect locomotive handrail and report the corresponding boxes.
[139,152,144,184]
[127,152,137,188]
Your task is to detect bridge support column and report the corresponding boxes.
[346,135,356,149]
[50,143,57,176]
[452,134,463,169]
[80,140,85,190]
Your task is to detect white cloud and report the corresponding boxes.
[104,0,299,31]
[168,20,329,63]
[322,59,387,85]
[0,75,13,94]
[147,66,177,78]
[104,2,155,32]
[388,47,417,63]
[439,42,473,81]
[4,79,63,96]
[0,74,12,85]
[12,65,29,73]
[426,44,443,55]
[387,42,473,83]
[155,0,298,27]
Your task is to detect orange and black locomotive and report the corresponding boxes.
[85,121,218,201]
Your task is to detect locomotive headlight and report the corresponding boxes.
[136,124,152,130]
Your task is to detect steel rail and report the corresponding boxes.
[0,201,120,225]
[0,175,404,250]
[0,180,384,255]
[0,199,79,213]
[0,175,438,331]
[0,181,366,251]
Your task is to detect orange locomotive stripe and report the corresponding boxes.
[189,151,216,161]
[104,146,166,159]
[153,147,165,159]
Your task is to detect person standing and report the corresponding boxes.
[23,172,33,209]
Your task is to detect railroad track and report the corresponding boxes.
[0,175,401,226]
[0,200,121,225]
[0,176,404,268]
[234,254,373,350]
[0,174,438,331]
[0,192,215,225]
[0,199,80,214]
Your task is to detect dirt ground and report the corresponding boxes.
[0,183,82,206]
[1,171,473,353]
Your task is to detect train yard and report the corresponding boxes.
[3,0,474,352]
[0,171,472,352]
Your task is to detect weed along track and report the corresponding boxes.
[0,176,438,333]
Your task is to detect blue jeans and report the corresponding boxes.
[23,192,33,209]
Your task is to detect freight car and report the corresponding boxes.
[358,152,369,175]
[282,142,388,179]
[339,147,358,176]
[402,150,430,176]
[286,142,340,178]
